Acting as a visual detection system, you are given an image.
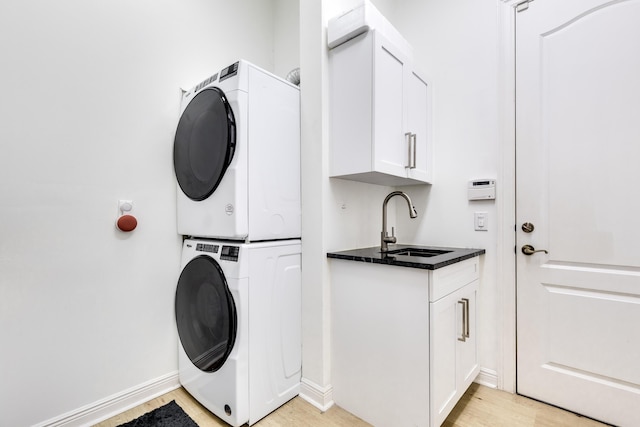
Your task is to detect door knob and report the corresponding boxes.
[522,244,548,255]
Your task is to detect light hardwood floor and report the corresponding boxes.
[94,383,611,427]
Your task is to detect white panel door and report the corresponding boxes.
[516,1,640,426]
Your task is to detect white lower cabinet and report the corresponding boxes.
[330,257,480,427]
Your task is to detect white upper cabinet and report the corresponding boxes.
[329,29,432,186]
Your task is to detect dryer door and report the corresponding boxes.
[174,87,236,201]
[175,255,237,372]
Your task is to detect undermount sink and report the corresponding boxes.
[384,248,452,257]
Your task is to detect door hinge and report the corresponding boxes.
[516,0,533,13]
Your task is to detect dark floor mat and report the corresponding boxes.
[117,400,198,427]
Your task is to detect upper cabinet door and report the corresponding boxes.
[373,32,409,178]
[406,70,432,183]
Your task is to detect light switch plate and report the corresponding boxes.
[474,212,488,231]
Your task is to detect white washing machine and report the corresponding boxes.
[174,60,301,241]
[175,238,302,426]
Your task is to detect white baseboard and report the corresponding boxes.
[299,368,498,414]
[299,377,334,412]
[35,371,181,427]
[37,367,495,426]
[474,367,499,389]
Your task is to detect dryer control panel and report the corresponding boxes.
[221,245,240,262]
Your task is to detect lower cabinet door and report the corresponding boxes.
[430,280,479,426]
[430,289,459,426]
[457,281,479,391]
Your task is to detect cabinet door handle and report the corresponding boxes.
[462,298,470,339]
[411,133,417,169]
[405,132,413,168]
[457,299,468,342]
[405,133,417,169]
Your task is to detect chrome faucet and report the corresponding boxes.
[381,191,418,252]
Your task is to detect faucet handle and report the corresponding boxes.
[383,227,397,244]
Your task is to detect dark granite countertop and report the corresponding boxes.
[327,244,485,270]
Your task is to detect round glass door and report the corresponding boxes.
[175,255,237,372]
[173,87,236,201]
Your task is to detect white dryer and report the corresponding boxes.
[175,238,302,426]
[174,60,301,241]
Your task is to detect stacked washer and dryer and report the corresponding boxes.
[173,60,302,426]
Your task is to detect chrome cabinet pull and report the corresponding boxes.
[405,132,412,168]
[462,298,470,339]
[458,298,469,342]
[412,133,417,169]
[405,132,417,169]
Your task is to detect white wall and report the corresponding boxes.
[0,1,298,425]
[298,0,397,406]
[274,0,302,79]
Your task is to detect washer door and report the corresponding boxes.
[175,255,237,372]
[173,87,236,201]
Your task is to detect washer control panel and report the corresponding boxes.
[220,245,240,262]
[193,242,239,261]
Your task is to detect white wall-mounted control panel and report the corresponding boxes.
[468,179,496,200]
